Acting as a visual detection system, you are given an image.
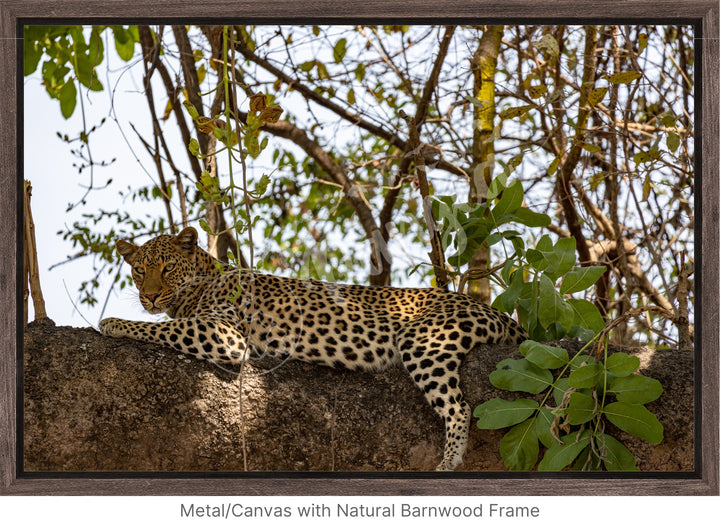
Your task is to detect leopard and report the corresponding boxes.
[99,226,527,471]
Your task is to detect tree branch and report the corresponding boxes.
[403,112,448,289]
[234,35,404,151]
[555,25,597,265]
[234,28,465,179]
[247,115,391,285]
[172,26,208,153]
[380,26,455,244]
[138,26,203,181]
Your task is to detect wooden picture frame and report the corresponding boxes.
[1,0,717,495]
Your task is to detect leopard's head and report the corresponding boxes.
[116,227,200,315]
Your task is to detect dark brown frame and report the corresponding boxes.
[1,0,717,496]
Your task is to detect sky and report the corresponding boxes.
[23,25,694,339]
[22,27,435,328]
[23,33,373,328]
[24,46,170,327]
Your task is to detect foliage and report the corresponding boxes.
[436,174,665,470]
[433,177,606,342]
[474,340,663,471]
[25,25,138,118]
[26,24,694,347]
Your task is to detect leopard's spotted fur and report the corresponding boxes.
[100,227,527,470]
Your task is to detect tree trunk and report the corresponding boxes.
[24,319,693,472]
[467,26,503,303]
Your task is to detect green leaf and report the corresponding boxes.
[316,61,329,80]
[486,172,508,201]
[491,180,524,218]
[513,207,551,228]
[499,104,534,120]
[24,35,44,76]
[586,86,608,106]
[561,266,606,294]
[519,340,569,370]
[526,235,552,270]
[500,258,515,285]
[579,142,601,153]
[538,273,574,329]
[113,26,136,61]
[537,430,591,471]
[474,398,539,429]
[535,34,559,58]
[333,38,347,63]
[633,149,661,165]
[493,268,525,314]
[74,52,103,91]
[566,392,596,425]
[604,71,642,84]
[354,63,366,82]
[198,218,212,235]
[595,433,639,471]
[605,352,640,377]
[567,299,606,334]
[188,138,200,157]
[254,174,271,197]
[245,131,260,157]
[638,33,649,54]
[603,402,664,444]
[527,84,547,99]
[547,157,559,175]
[500,418,539,470]
[299,60,315,72]
[58,80,77,119]
[183,100,199,119]
[667,132,680,153]
[661,113,676,127]
[569,355,595,371]
[535,407,556,448]
[89,27,104,66]
[490,358,553,394]
[546,237,577,278]
[568,363,602,389]
[607,374,663,404]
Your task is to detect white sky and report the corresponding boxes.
[24,47,170,327]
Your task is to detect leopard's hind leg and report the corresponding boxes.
[396,317,471,471]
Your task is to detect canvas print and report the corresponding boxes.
[22,24,694,472]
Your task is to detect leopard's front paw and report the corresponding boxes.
[99,317,126,338]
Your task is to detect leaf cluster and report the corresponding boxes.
[433,176,606,342]
[25,25,138,118]
[474,341,664,471]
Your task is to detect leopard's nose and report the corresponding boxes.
[146,293,159,303]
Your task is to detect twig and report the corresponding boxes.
[596,305,674,356]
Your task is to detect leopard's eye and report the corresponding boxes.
[163,262,176,274]
[133,265,145,276]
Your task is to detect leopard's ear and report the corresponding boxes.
[173,226,199,255]
[116,240,139,265]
